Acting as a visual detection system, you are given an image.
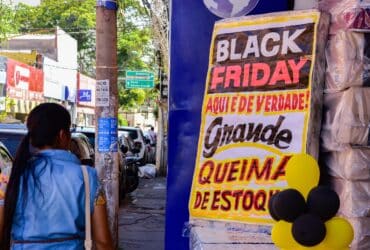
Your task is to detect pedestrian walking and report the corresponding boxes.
[0,103,113,250]
[147,126,157,146]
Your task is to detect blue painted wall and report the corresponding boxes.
[167,1,289,249]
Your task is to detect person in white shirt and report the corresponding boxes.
[147,126,157,146]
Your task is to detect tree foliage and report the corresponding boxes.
[14,0,96,50]
[141,0,169,71]
[0,0,162,111]
[12,0,96,75]
[0,1,19,42]
[116,0,157,110]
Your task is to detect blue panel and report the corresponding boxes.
[97,118,118,152]
[78,89,92,102]
[166,1,289,249]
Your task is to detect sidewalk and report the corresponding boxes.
[118,177,166,250]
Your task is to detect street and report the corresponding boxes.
[119,177,166,250]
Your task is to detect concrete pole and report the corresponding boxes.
[95,1,119,248]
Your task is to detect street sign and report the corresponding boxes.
[78,89,92,102]
[125,71,154,89]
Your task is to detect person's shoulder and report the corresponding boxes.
[85,165,97,175]
[83,165,98,181]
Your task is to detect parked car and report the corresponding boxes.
[0,141,13,175]
[119,134,136,158]
[0,123,27,157]
[143,131,156,164]
[119,134,142,193]
[118,126,151,165]
[71,132,95,166]
[76,127,140,199]
[73,126,95,147]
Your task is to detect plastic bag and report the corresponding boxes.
[325,31,370,91]
[347,218,370,250]
[322,148,370,181]
[319,0,370,33]
[138,164,156,178]
[332,178,370,217]
[321,87,370,151]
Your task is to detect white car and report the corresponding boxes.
[143,131,156,163]
[118,126,150,165]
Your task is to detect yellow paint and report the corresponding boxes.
[0,50,38,65]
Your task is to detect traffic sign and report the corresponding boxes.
[78,89,92,102]
[125,71,154,89]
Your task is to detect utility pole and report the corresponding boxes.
[95,0,119,248]
[157,71,168,176]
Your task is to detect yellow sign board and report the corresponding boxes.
[0,50,38,66]
[189,11,322,224]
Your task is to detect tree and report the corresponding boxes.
[1,0,160,111]
[141,0,169,71]
[116,0,158,110]
[139,0,169,175]
[0,1,19,42]
[13,0,96,74]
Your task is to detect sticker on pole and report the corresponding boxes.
[98,117,118,152]
[96,79,110,107]
[203,0,260,18]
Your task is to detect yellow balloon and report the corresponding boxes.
[313,243,330,250]
[296,246,322,250]
[271,221,299,249]
[314,245,350,250]
[321,217,354,249]
[299,242,351,250]
[285,154,320,198]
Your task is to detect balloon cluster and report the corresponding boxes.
[269,154,354,250]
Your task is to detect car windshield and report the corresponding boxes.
[0,132,26,157]
[83,133,95,147]
[74,127,95,146]
[118,128,138,140]
[0,145,12,174]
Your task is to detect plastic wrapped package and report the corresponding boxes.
[321,87,370,151]
[319,0,370,33]
[138,164,156,178]
[294,0,318,10]
[325,31,370,91]
[306,10,331,159]
[322,148,370,180]
[347,217,370,250]
[343,6,370,31]
[332,178,370,217]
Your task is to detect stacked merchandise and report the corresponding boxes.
[320,0,370,249]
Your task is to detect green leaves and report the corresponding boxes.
[6,0,96,73]
[117,0,157,110]
[0,2,19,42]
[119,87,146,109]
[0,0,161,112]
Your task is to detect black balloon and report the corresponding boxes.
[273,189,306,222]
[292,214,326,246]
[307,186,340,221]
[268,193,280,221]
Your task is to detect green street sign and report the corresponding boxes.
[125,71,155,89]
